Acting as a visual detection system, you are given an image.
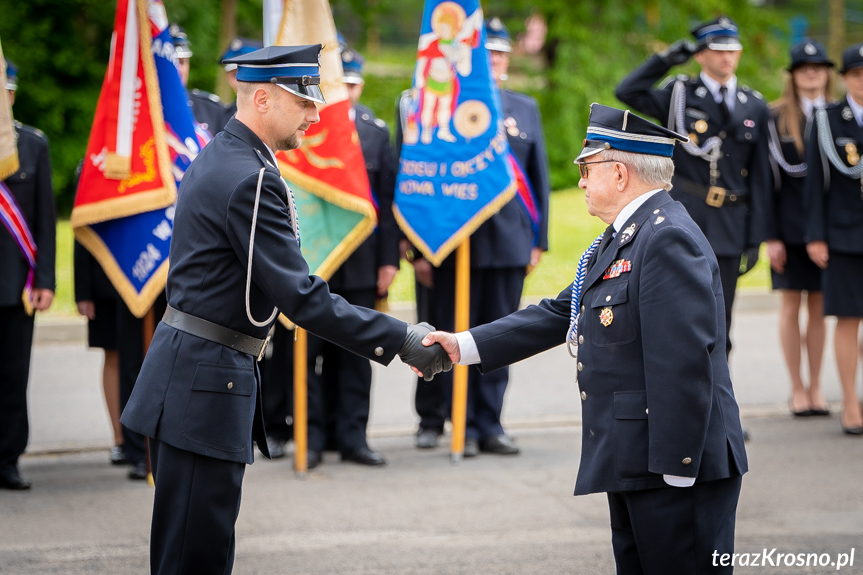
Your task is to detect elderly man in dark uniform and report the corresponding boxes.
[168,23,230,136]
[409,17,551,454]
[615,16,771,357]
[0,58,56,490]
[301,47,400,467]
[423,104,748,575]
[120,45,449,574]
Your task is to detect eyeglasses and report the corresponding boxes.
[577,160,616,179]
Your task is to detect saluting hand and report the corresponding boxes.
[660,40,696,66]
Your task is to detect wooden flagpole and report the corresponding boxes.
[293,327,308,476]
[450,238,470,462]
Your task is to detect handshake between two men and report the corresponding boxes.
[397,323,461,380]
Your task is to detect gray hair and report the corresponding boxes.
[601,149,675,191]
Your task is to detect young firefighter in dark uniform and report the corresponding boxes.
[0,58,56,491]
[804,44,863,436]
[410,17,551,455]
[302,47,400,467]
[120,45,450,574]
[423,104,748,575]
[169,23,230,136]
[615,15,771,356]
[763,40,833,417]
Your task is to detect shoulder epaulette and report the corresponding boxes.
[741,85,764,101]
[15,121,47,141]
[649,208,671,229]
[659,74,689,89]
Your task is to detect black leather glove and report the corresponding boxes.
[398,322,453,381]
[660,40,696,66]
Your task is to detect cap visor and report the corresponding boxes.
[484,39,512,53]
[574,147,604,163]
[275,83,326,105]
[707,39,742,51]
[341,74,364,85]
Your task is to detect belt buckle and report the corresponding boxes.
[256,335,271,362]
[706,186,726,208]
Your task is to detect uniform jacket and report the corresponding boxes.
[615,55,771,255]
[395,89,550,268]
[122,118,408,464]
[328,104,399,292]
[762,109,811,245]
[469,191,748,495]
[804,97,863,255]
[189,89,231,136]
[0,121,55,307]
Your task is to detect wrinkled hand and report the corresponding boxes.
[660,40,696,66]
[398,322,453,381]
[421,331,461,364]
[30,288,54,311]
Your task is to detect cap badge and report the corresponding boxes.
[603,259,632,280]
[599,307,614,327]
[843,107,854,121]
[804,43,817,55]
[231,38,242,51]
[719,17,731,28]
[694,119,708,134]
[695,86,708,99]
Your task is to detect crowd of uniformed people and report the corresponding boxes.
[2,13,863,499]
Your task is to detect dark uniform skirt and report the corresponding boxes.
[770,244,822,292]
[823,252,863,318]
[87,298,118,350]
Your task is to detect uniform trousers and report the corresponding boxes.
[149,438,245,575]
[0,304,34,472]
[307,288,376,455]
[716,256,739,357]
[608,475,742,575]
[430,267,525,440]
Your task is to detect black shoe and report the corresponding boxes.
[415,428,442,449]
[306,450,322,469]
[791,408,813,417]
[463,438,479,458]
[128,461,148,480]
[341,446,387,466]
[110,445,128,465]
[266,437,286,459]
[480,434,520,455]
[842,425,863,436]
[810,407,831,417]
[0,467,31,490]
[743,428,751,442]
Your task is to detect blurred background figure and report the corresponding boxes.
[804,44,863,436]
[302,44,399,468]
[220,37,263,122]
[0,57,56,490]
[763,39,833,417]
[169,23,230,136]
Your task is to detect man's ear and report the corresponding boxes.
[253,87,270,113]
[615,162,629,191]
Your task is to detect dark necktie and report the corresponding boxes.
[596,224,616,259]
[718,85,731,124]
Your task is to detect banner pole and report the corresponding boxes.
[293,327,308,476]
[143,305,155,487]
[450,238,470,463]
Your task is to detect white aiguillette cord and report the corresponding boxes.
[245,167,279,327]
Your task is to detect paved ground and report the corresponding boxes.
[2,295,862,574]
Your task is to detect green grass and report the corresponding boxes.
[45,192,771,320]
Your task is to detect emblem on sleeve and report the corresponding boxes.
[599,307,614,327]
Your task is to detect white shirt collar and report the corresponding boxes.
[262,142,279,169]
[700,72,737,110]
[613,189,663,233]
[847,94,863,127]
[800,95,826,120]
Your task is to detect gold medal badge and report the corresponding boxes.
[694,119,708,134]
[599,307,613,327]
[846,142,860,166]
[689,132,699,145]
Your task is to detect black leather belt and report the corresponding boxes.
[162,306,270,361]
[675,177,748,208]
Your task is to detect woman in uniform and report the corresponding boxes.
[805,44,863,435]
[763,39,833,417]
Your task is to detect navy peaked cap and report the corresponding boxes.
[576,103,688,162]
[788,39,833,71]
[485,17,511,53]
[224,45,325,104]
[691,15,742,52]
[840,43,863,74]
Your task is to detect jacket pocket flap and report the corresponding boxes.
[614,391,648,419]
[191,363,254,396]
[591,281,628,308]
